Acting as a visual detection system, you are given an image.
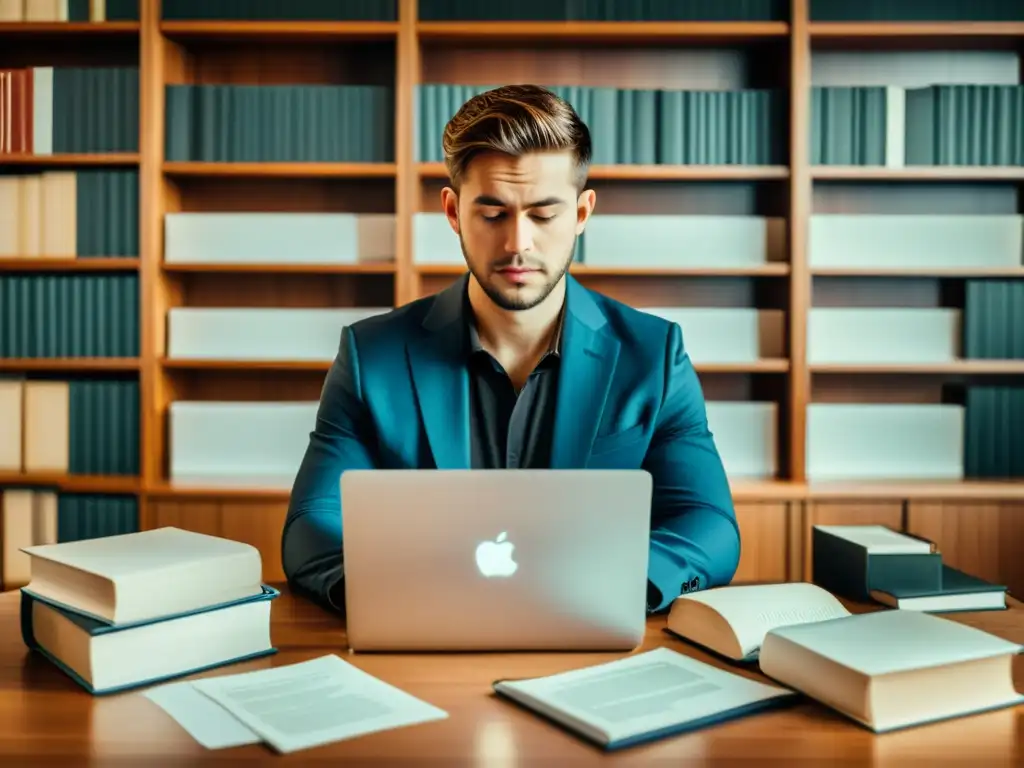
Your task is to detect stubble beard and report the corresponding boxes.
[459,230,577,312]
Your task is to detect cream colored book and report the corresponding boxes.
[759,609,1024,733]
[666,582,852,662]
[20,527,265,625]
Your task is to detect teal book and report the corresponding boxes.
[21,585,279,695]
[869,565,1008,613]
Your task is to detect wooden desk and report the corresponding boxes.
[1,586,1021,765]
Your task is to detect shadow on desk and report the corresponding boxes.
[0,584,1021,765]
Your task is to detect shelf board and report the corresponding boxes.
[418,162,789,181]
[810,22,1024,37]
[160,358,789,374]
[415,263,791,277]
[162,262,394,275]
[807,479,1024,501]
[143,477,1024,502]
[162,162,397,178]
[416,21,789,45]
[162,359,331,372]
[730,479,806,501]
[700,360,790,373]
[160,20,399,42]
[0,473,141,494]
[811,361,1024,375]
[0,257,139,271]
[147,477,295,500]
[0,358,140,372]
[0,153,139,166]
[809,22,1024,49]
[147,476,804,501]
[0,21,139,37]
[812,166,1024,181]
[811,266,1024,278]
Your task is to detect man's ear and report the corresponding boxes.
[575,188,596,236]
[440,186,460,234]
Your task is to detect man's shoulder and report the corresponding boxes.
[345,293,434,342]
[584,284,679,345]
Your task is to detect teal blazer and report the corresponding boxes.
[282,273,740,613]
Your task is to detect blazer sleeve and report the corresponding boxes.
[281,325,377,612]
[642,321,741,612]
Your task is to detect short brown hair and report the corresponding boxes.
[442,84,592,192]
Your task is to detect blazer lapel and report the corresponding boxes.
[406,275,471,469]
[550,276,621,469]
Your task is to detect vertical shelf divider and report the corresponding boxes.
[788,0,812,485]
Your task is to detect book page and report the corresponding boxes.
[496,648,794,745]
[189,655,449,754]
[678,583,851,659]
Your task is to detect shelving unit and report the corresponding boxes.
[1,0,1022,596]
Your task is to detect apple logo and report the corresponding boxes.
[475,531,518,578]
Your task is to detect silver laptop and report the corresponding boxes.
[341,469,653,652]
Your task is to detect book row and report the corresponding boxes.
[1,275,1021,363]
[6,0,1020,23]
[0,171,139,259]
[166,396,1024,484]
[0,0,137,22]
[0,67,139,156]
[814,85,1024,168]
[0,274,139,358]
[964,281,1024,360]
[810,0,1024,22]
[0,377,139,476]
[0,488,138,590]
[162,211,1024,273]
[3,75,1020,168]
[965,387,1024,479]
[159,304,1024,366]
[155,82,1024,167]
[418,84,782,166]
[165,84,394,164]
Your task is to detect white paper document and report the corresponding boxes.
[187,655,449,754]
[144,681,262,749]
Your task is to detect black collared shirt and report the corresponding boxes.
[466,305,563,470]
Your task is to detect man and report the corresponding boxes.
[282,84,740,614]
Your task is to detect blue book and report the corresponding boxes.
[492,647,798,750]
[21,584,279,695]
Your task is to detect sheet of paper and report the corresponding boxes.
[144,680,262,749]
[189,655,449,754]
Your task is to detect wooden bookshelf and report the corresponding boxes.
[0,258,140,271]
[0,0,1022,595]
[0,153,140,165]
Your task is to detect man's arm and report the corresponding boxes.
[282,325,376,612]
[642,321,741,613]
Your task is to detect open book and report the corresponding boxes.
[492,647,797,750]
[665,582,851,662]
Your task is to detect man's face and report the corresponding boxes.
[441,150,595,311]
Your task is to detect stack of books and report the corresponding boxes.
[17,526,279,695]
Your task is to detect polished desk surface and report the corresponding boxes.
[1,585,1021,766]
